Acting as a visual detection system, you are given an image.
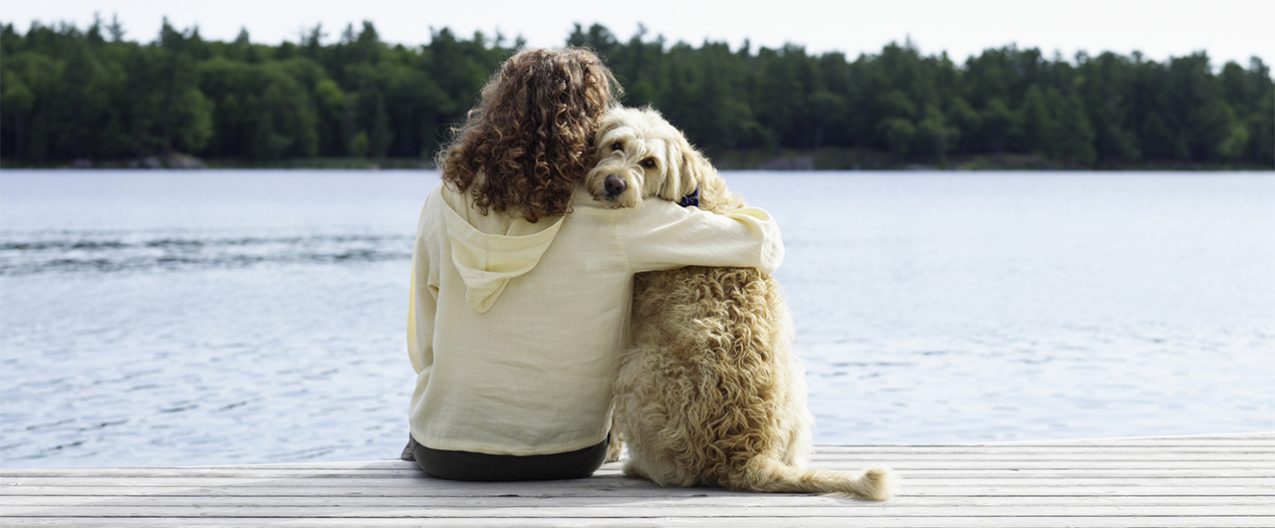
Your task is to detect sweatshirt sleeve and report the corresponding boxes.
[406,208,438,375]
[616,200,784,274]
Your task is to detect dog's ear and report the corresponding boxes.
[662,134,711,203]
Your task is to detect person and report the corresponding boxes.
[403,48,784,481]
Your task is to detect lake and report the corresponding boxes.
[1,170,1273,467]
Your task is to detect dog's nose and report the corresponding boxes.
[604,174,627,197]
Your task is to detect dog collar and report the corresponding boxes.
[678,187,700,208]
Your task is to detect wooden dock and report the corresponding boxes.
[2,433,1272,527]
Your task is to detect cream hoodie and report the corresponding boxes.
[407,183,784,456]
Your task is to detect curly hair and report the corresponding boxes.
[436,48,621,222]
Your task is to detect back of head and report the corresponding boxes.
[438,48,622,223]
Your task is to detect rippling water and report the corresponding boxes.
[1,169,1273,467]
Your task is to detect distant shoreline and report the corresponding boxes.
[3,150,1271,172]
[7,21,1271,170]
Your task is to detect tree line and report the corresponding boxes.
[2,18,1272,168]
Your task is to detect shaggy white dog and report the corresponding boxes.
[587,107,895,499]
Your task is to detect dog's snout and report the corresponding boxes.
[604,174,627,197]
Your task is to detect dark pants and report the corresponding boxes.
[401,434,607,481]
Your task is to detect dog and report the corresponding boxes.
[586,107,895,500]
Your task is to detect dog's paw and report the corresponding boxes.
[604,437,624,463]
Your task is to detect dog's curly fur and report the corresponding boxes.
[587,107,896,500]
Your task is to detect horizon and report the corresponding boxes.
[4,0,1273,66]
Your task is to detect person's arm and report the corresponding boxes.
[616,200,784,274]
[406,208,438,376]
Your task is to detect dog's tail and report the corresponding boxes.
[735,457,896,500]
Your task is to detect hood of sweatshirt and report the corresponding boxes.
[439,191,565,314]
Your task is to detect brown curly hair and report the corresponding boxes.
[437,48,621,222]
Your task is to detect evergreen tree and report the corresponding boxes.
[0,19,1270,168]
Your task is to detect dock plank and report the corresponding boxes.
[2,433,1272,527]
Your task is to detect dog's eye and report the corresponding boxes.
[640,158,656,169]
[611,142,623,151]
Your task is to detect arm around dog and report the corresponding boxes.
[615,200,784,274]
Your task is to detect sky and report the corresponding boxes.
[4,0,1273,66]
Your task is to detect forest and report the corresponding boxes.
[2,18,1272,169]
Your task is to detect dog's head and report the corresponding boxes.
[585,107,730,210]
